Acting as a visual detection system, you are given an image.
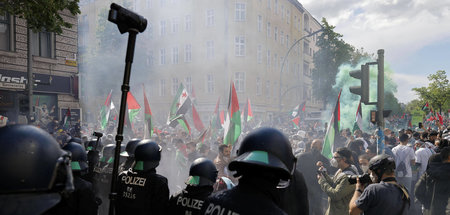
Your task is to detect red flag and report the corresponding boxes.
[220,110,225,125]
[401,113,405,119]
[292,116,300,128]
[437,113,444,125]
[301,101,306,112]
[192,105,205,132]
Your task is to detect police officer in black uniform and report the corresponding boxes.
[49,142,99,215]
[119,138,141,172]
[0,125,74,215]
[168,157,218,215]
[116,140,169,215]
[201,127,297,215]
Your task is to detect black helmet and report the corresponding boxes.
[133,140,161,171]
[186,158,218,187]
[68,137,82,144]
[86,139,101,151]
[369,154,396,182]
[228,127,296,181]
[100,143,126,164]
[63,142,88,173]
[121,138,141,157]
[0,125,74,215]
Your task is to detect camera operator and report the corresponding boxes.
[317,147,358,215]
[349,154,411,215]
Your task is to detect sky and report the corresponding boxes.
[300,0,450,104]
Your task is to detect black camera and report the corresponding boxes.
[108,3,147,34]
[93,131,103,138]
[348,173,372,184]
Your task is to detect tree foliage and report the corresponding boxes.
[312,18,354,103]
[412,70,450,114]
[0,0,80,34]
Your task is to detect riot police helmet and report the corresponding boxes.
[228,127,296,181]
[86,139,101,151]
[186,157,218,187]
[63,141,88,174]
[120,138,141,157]
[133,140,161,171]
[0,125,74,215]
[68,137,82,144]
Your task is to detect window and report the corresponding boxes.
[286,34,289,48]
[185,15,191,32]
[0,12,13,51]
[185,76,192,93]
[146,0,152,8]
[160,20,166,36]
[257,44,262,64]
[184,44,192,62]
[147,22,153,39]
[172,18,179,33]
[266,50,271,66]
[266,80,270,98]
[280,31,284,45]
[304,42,310,55]
[267,0,271,9]
[286,9,290,24]
[267,22,271,38]
[172,78,179,95]
[206,74,214,93]
[274,0,278,13]
[146,50,154,66]
[172,47,178,64]
[234,36,245,56]
[160,48,166,65]
[206,40,214,59]
[160,0,167,7]
[303,62,310,76]
[256,77,262,95]
[274,27,278,41]
[273,53,278,70]
[234,72,245,93]
[304,14,310,31]
[159,79,166,96]
[281,5,284,20]
[206,9,214,27]
[257,15,262,32]
[235,3,246,21]
[31,31,54,58]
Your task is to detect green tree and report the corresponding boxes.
[404,99,423,114]
[412,70,450,114]
[0,0,80,34]
[312,18,354,105]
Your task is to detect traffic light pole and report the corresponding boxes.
[377,49,384,129]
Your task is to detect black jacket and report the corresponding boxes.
[116,169,169,215]
[168,186,214,215]
[278,170,309,215]
[415,162,450,215]
[200,176,287,215]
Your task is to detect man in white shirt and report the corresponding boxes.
[392,133,415,192]
[415,142,433,178]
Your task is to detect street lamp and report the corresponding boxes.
[278,29,323,113]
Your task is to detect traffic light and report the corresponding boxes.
[349,64,370,104]
[19,97,29,115]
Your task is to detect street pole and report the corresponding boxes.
[278,29,323,113]
[377,49,384,129]
[27,27,33,123]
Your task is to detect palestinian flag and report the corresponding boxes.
[167,83,192,127]
[223,82,241,146]
[437,112,444,125]
[143,87,153,137]
[241,98,253,122]
[100,90,113,130]
[291,104,300,118]
[211,97,222,129]
[292,116,300,128]
[63,108,71,129]
[353,100,363,132]
[422,102,429,111]
[220,110,225,127]
[126,92,141,132]
[322,89,342,159]
[195,127,209,144]
[192,104,205,132]
[301,101,306,112]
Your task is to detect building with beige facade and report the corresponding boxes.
[0,10,80,126]
[79,0,322,126]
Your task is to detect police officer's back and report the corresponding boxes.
[116,140,169,215]
[201,127,296,215]
[0,125,75,215]
[49,142,98,215]
[168,157,218,215]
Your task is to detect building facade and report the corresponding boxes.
[79,0,322,126]
[0,10,80,126]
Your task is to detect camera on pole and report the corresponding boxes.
[349,64,370,104]
[108,3,147,34]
